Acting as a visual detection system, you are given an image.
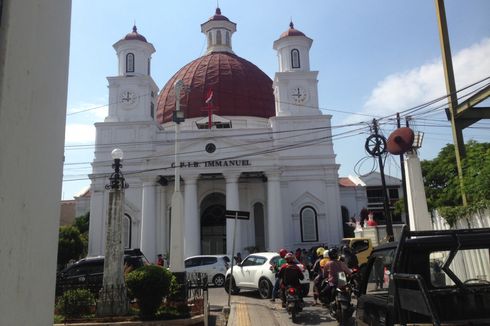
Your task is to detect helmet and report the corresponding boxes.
[285,252,294,263]
[328,248,339,260]
[279,248,288,258]
[323,250,329,258]
[316,247,325,257]
[342,245,351,253]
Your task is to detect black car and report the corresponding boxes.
[56,251,145,296]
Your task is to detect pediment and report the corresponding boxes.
[291,191,324,210]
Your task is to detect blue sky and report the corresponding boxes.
[62,0,490,200]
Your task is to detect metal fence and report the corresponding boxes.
[187,272,209,323]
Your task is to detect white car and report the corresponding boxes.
[184,255,230,287]
[224,252,310,299]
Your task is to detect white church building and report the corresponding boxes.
[88,8,364,262]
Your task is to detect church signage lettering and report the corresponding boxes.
[171,159,251,168]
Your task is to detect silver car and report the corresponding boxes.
[184,255,230,287]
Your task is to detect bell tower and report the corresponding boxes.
[273,22,321,116]
[105,25,159,122]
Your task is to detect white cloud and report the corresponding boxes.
[65,123,96,144]
[347,38,490,123]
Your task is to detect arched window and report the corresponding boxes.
[216,30,222,45]
[147,58,151,75]
[300,206,318,242]
[208,33,212,47]
[225,31,230,45]
[123,214,132,248]
[291,49,300,69]
[126,53,135,73]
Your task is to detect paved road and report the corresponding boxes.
[207,283,351,325]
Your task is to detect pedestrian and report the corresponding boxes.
[366,212,378,227]
[156,254,164,266]
[234,252,242,264]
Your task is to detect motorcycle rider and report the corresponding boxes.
[270,248,288,302]
[311,247,325,306]
[278,252,304,304]
[341,245,359,269]
[322,247,352,303]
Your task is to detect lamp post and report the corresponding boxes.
[97,148,129,316]
[169,79,187,301]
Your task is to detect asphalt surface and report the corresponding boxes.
[207,282,352,325]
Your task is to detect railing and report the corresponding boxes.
[187,272,209,325]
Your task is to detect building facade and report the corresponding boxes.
[88,9,344,262]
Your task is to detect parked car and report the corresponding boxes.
[340,237,373,267]
[355,227,490,325]
[56,251,145,296]
[224,252,310,299]
[184,255,230,287]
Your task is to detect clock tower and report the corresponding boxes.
[106,26,159,122]
[273,22,321,116]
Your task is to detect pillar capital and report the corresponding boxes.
[264,170,282,181]
[182,174,199,185]
[140,174,158,184]
[223,172,241,184]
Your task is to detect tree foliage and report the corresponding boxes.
[57,226,84,269]
[421,141,490,209]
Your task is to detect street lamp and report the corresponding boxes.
[169,80,187,301]
[97,148,129,316]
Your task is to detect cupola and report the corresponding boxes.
[113,25,156,77]
[273,22,313,72]
[201,8,237,54]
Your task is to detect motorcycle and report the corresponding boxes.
[285,285,304,323]
[328,272,355,326]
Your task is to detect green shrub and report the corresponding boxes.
[126,265,174,319]
[55,289,95,317]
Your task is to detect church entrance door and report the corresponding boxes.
[200,193,226,254]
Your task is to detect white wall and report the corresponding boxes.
[0,1,71,325]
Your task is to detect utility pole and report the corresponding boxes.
[365,119,394,241]
[435,0,467,205]
[397,113,410,228]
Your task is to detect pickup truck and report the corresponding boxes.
[355,227,490,325]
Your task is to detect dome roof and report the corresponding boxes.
[122,25,148,43]
[207,7,230,22]
[279,22,305,38]
[156,52,275,124]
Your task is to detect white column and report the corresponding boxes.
[184,175,200,258]
[266,172,284,251]
[225,173,240,256]
[157,184,167,261]
[404,152,432,231]
[88,179,107,256]
[140,178,157,263]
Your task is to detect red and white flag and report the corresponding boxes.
[205,88,213,104]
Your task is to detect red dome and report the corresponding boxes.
[156,52,275,124]
[280,22,305,38]
[207,7,230,21]
[123,25,148,43]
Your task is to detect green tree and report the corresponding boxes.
[421,141,490,209]
[57,226,84,270]
[74,212,89,256]
[73,211,89,234]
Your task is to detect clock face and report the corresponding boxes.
[120,90,137,106]
[289,87,308,104]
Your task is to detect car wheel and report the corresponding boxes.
[224,277,240,295]
[213,274,226,287]
[258,278,272,299]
